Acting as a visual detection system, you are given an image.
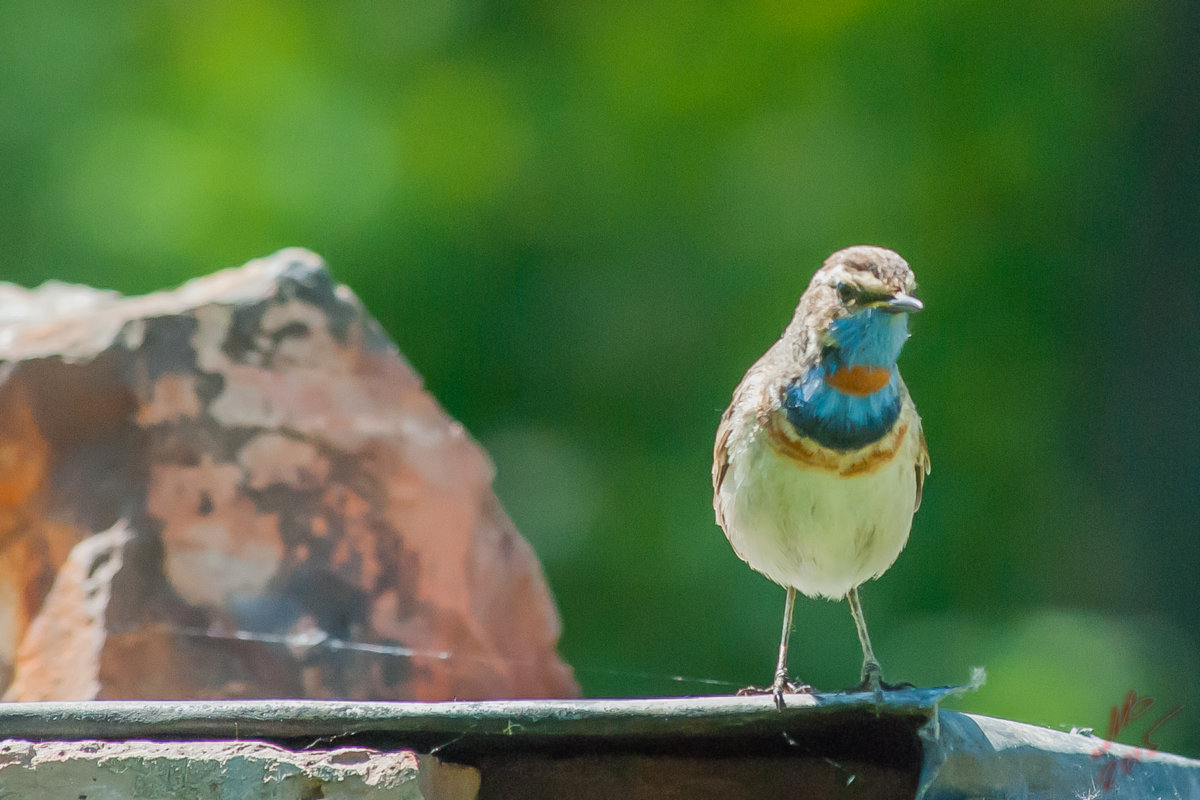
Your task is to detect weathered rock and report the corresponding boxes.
[0,739,466,799]
[0,249,577,701]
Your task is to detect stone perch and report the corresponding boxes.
[0,249,578,701]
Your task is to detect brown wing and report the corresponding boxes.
[914,423,931,512]
[713,350,780,529]
[712,403,735,528]
[713,366,767,529]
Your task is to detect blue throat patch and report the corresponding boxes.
[784,369,901,450]
[783,308,909,451]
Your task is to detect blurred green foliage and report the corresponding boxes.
[2,0,1197,756]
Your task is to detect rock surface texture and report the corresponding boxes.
[0,249,577,701]
[0,740,480,800]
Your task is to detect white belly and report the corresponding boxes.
[718,416,919,600]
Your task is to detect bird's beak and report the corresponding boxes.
[878,292,923,314]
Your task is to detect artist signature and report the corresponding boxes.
[1089,689,1183,790]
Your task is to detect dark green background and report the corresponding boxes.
[3,2,1197,756]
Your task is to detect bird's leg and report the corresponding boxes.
[847,586,914,700]
[770,586,797,709]
[736,585,812,708]
[848,586,884,702]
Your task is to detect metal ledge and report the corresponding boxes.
[0,687,1197,798]
[0,687,960,759]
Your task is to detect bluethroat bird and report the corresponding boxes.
[713,245,929,708]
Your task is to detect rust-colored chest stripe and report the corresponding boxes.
[823,365,891,396]
[764,411,909,477]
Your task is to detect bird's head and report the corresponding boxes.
[797,246,922,372]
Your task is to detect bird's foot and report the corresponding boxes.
[851,674,915,693]
[737,672,813,711]
[850,661,913,710]
[860,661,884,708]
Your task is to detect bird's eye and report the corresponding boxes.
[837,282,858,304]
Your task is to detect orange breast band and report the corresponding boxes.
[823,365,891,396]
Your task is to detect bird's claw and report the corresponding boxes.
[737,676,813,710]
[851,674,915,693]
[850,661,912,710]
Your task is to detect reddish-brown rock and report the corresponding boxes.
[0,249,578,701]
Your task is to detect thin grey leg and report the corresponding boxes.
[771,586,796,709]
[847,585,882,694]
